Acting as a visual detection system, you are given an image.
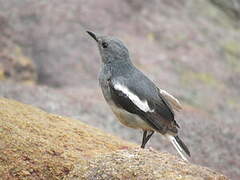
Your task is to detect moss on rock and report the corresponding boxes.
[181,71,219,87]
[222,40,240,72]
[0,98,135,179]
[0,98,228,179]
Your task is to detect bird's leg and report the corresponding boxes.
[141,130,154,148]
[141,131,147,148]
[144,131,154,147]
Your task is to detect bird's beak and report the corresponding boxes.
[86,31,98,42]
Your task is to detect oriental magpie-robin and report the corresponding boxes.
[87,31,190,161]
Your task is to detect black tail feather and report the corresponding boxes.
[175,136,191,157]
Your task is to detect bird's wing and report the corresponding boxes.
[159,89,182,112]
[108,77,178,133]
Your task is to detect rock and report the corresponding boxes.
[0,98,228,179]
[0,15,37,84]
[210,0,240,20]
[68,149,228,180]
[0,97,134,179]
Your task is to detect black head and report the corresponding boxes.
[87,31,130,64]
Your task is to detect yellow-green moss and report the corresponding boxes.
[222,40,240,56]
[147,32,155,42]
[222,40,240,72]
[13,46,33,67]
[226,54,240,72]
[0,64,5,80]
[181,71,219,87]
[195,0,234,28]
[227,98,240,109]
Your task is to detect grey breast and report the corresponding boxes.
[98,64,153,130]
[98,64,113,104]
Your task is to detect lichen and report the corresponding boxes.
[181,71,219,87]
[0,64,5,80]
[222,40,240,72]
[222,40,240,56]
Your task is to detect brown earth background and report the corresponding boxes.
[0,0,240,179]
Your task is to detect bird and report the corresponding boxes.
[87,31,190,161]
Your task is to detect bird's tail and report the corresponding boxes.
[165,134,190,161]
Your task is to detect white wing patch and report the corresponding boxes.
[159,89,182,112]
[114,83,154,112]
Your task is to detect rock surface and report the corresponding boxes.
[0,97,134,179]
[0,15,37,84]
[69,149,228,180]
[0,98,227,179]
[0,0,240,179]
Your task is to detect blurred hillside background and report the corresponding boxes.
[0,0,240,179]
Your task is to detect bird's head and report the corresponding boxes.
[87,31,130,64]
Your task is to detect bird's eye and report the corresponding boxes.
[102,42,108,48]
